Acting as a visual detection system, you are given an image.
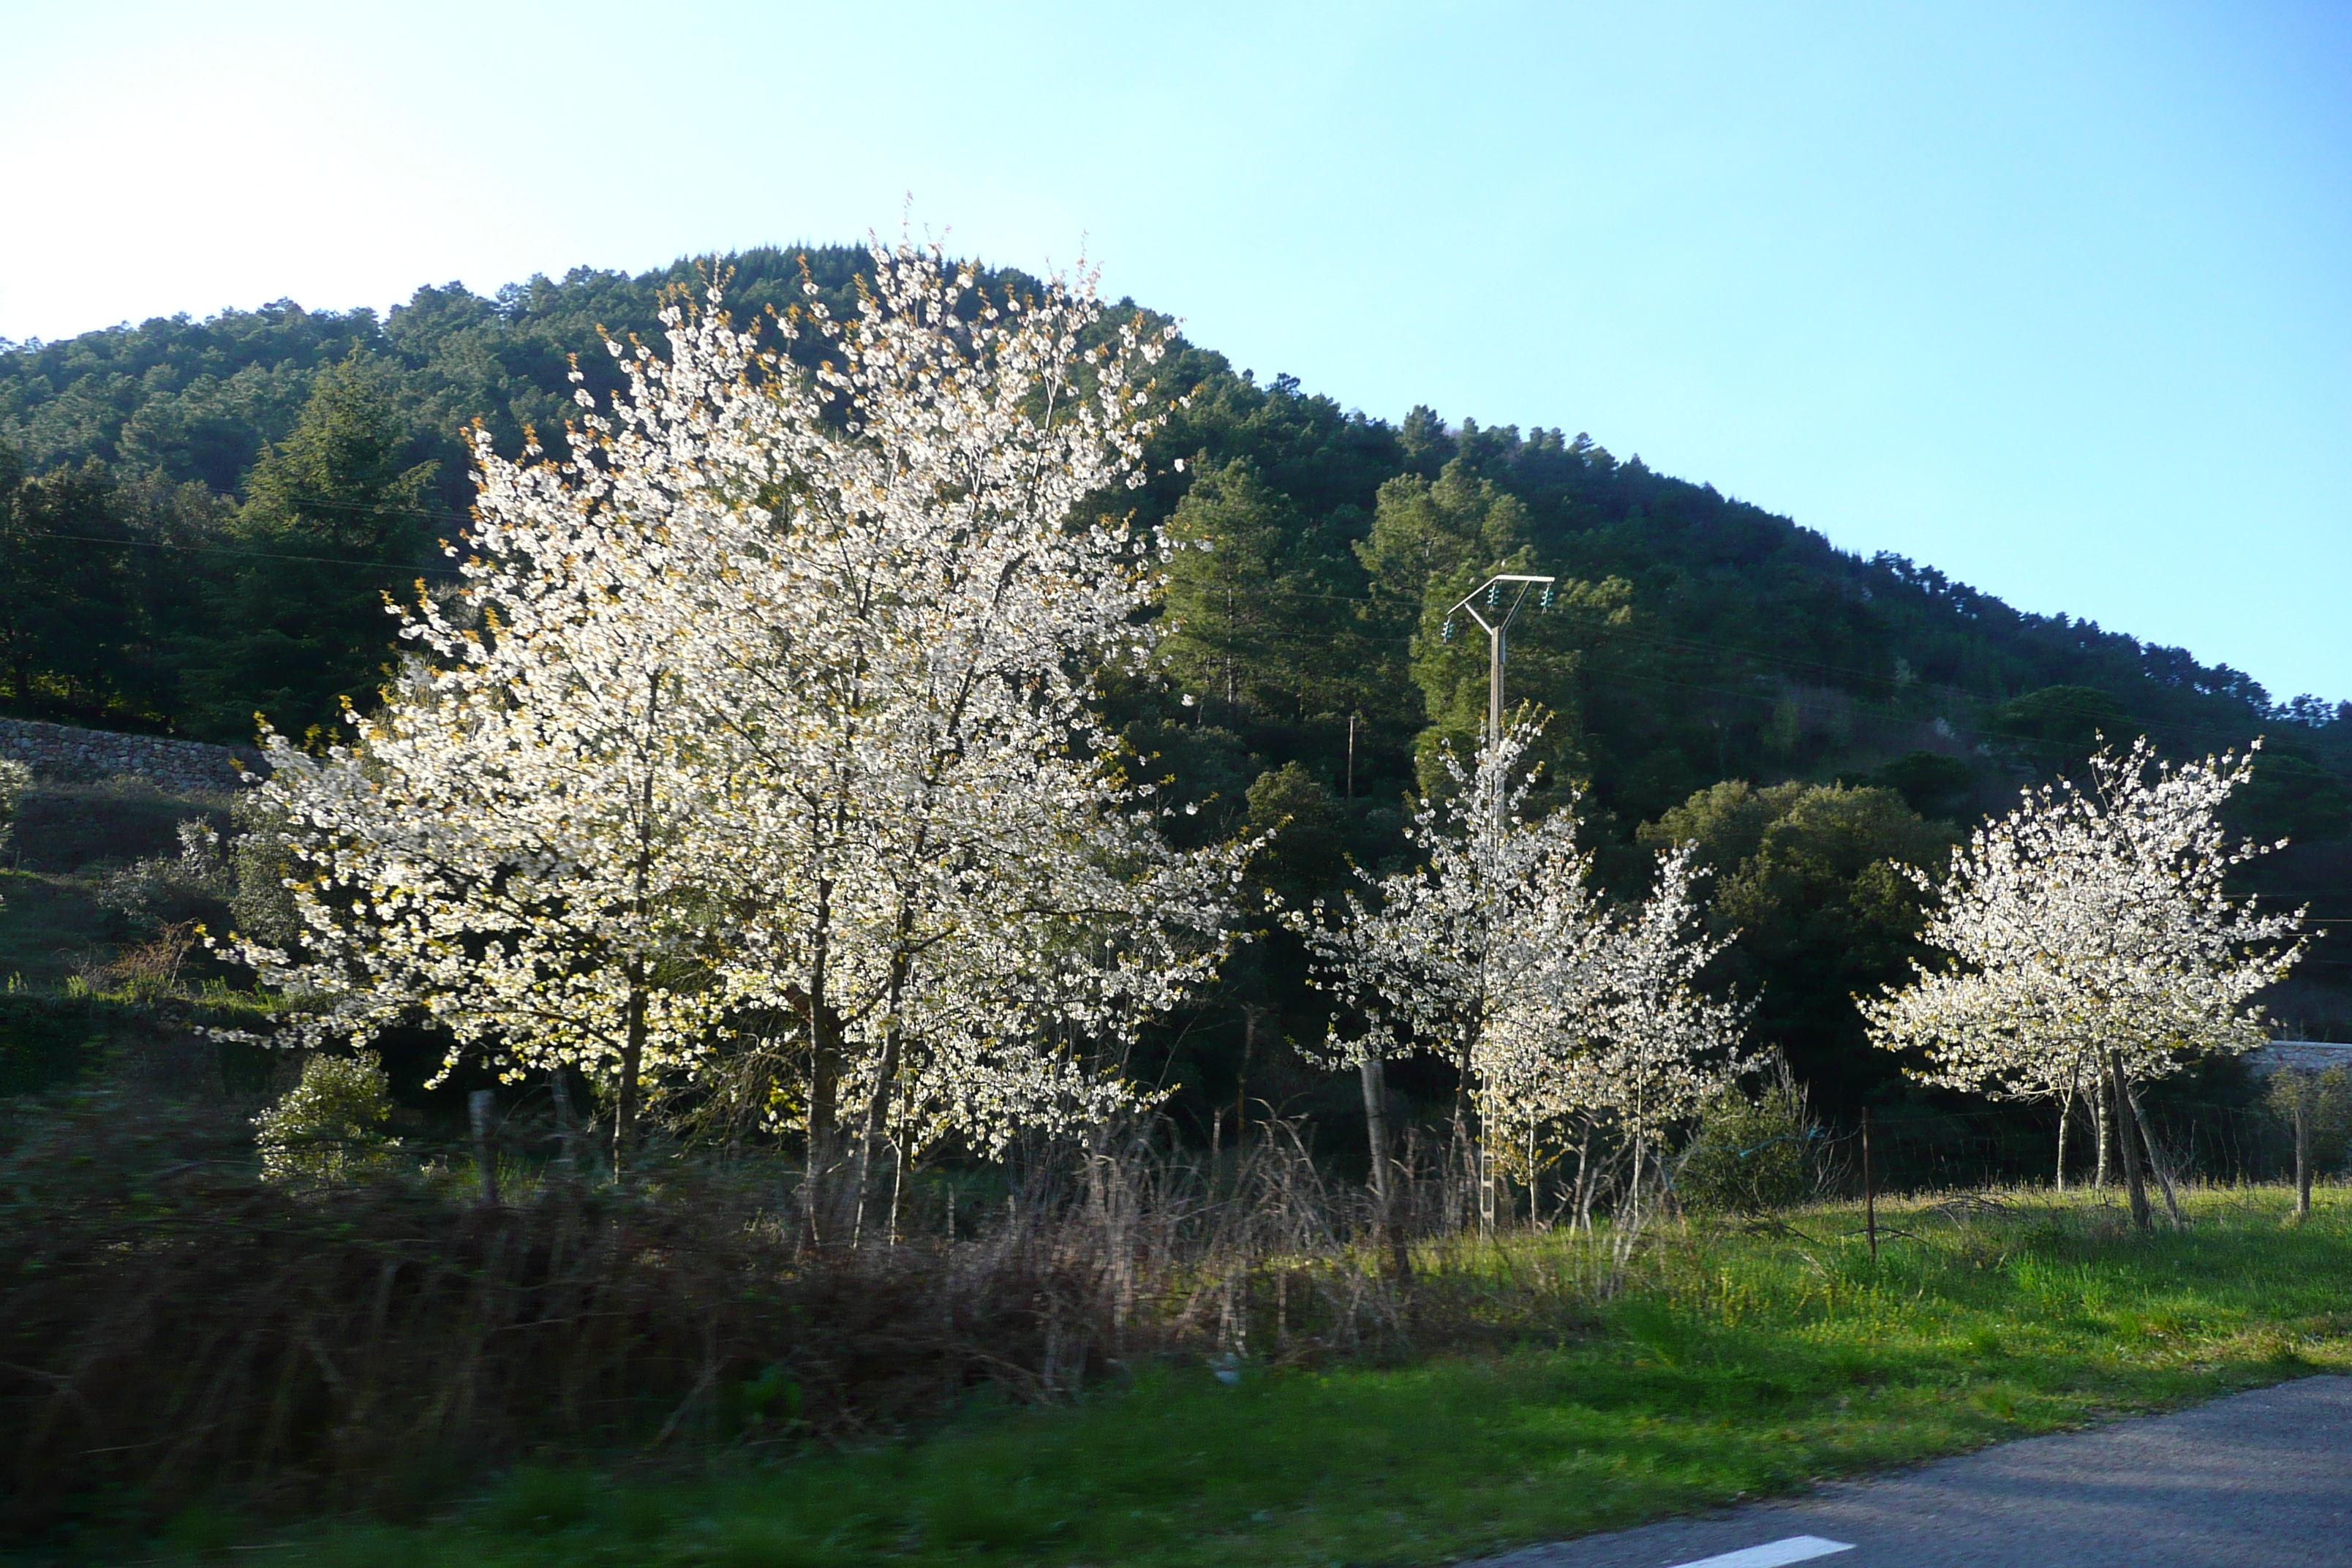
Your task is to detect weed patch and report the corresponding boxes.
[108,1186,2352,1568]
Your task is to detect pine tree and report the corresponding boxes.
[184,352,437,742]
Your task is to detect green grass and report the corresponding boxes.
[0,869,109,993]
[7,782,232,879]
[140,1184,2352,1568]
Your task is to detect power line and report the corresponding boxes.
[1193,581,2334,735]
[7,527,463,576]
[1197,618,2328,757]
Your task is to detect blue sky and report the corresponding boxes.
[4,0,2345,704]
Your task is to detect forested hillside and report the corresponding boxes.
[5,245,2348,1123]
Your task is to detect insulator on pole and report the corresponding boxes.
[1487,581,1501,607]
[1540,584,1554,611]
[1440,618,1454,642]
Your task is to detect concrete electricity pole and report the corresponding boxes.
[1439,576,1552,823]
[1440,573,1554,1234]
[1441,574,1556,809]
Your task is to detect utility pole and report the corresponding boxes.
[1441,573,1557,793]
[1440,573,1554,1235]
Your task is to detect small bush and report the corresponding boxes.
[94,817,234,934]
[1676,1073,1820,1215]
[2266,1066,2351,1163]
[0,1091,1172,1539]
[253,1050,399,1184]
[0,758,29,852]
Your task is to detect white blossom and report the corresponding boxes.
[1291,721,1747,1177]
[1863,737,2308,1104]
[224,232,1250,1178]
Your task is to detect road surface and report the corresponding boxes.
[1476,1376,2352,1568]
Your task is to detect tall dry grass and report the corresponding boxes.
[3,1093,1627,1536]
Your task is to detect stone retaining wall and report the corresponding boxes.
[0,718,262,794]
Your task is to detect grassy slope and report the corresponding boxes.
[2,781,229,991]
[0,870,108,992]
[178,1186,2352,1568]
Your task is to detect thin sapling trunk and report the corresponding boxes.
[2108,1049,2152,1232]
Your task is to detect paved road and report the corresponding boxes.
[1477,1376,2352,1568]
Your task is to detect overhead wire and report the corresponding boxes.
[12,492,2340,739]
[10,497,2343,760]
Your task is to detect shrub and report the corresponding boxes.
[0,757,28,911]
[0,1093,1172,1537]
[94,817,235,933]
[0,757,29,849]
[1675,1071,1821,1214]
[253,1050,399,1184]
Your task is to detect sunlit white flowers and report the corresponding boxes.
[1290,721,1749,1221]
[225,235,1249,1204]
[1863,737,2307,1112]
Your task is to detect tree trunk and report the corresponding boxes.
[2121,1072,2186,1226]
[2108,1050,2152,1232]
[1577,1144,1602,1235]
[2055,1086,2073,1192]
[2094,1072,2112,1188]
[551,1066,581,1178]
[469,1089,501,1207]
[2295,1096,2313,1218]
[613,962,647,1177]
[617,676,660,1182]
[851,964,908,1247]
[1236,1005,1261,1151]
[799,874,843,1248]
[889,1135,907,1245]
[1359,1055,1409,1281]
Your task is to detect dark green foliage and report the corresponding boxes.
[1162,459,1371,723]
[1858,749,1981,822]
[179,354,439,742]
[1245,761,1348,905]
[0,453,227,723]
[1676,1073,1821,1213]
[2231,746,2352,843]
[1983,684,2136,775]
[0,993,112,1095]
[1643,781,1955,1107]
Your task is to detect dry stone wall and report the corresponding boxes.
[0,719,263,794]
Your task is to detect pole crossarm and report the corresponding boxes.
[1441,574,1557,751]
[1444,573,1557,638]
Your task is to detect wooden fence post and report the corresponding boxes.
[1863,1108,1877,1264]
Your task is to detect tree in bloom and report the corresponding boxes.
[227,235,1251,1205]
[0,757,26,911]
[698,241,1252,1234]
[1486,837,1750,1220]
[1292,720,1746,1239]
[225,296,763,1164]
[1862,737,2307,1228]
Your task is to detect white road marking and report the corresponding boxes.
[1665,1537,1855,1568]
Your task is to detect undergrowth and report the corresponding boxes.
[40,1183,2351,1568]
